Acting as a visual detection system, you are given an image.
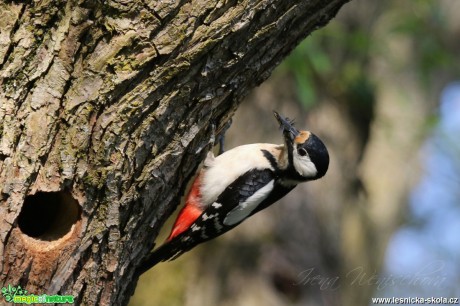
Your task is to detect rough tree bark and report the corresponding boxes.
[0,0,350,305]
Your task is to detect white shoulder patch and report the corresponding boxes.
[223,180,274,226]
[200,144,280,207]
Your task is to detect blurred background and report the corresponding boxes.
[131,1,460,305]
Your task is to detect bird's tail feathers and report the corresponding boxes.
[137,239,185,275]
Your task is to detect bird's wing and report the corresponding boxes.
[201,168,277,229]
[248,181,295,217]
[138,169,295,272]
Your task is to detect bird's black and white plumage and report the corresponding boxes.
[138,111,329,274]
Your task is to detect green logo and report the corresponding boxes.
[1,284,28,302]
[1,284,74,304]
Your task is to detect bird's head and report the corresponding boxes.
[273,111,329,181]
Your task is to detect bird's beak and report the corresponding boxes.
[273,111,299,142]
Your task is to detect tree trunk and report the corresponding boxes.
[0,0,349,305]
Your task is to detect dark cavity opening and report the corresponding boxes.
[18,191,81,241]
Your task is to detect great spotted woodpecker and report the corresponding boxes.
[138,111,329,274]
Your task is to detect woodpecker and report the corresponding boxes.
[138,111,329,274]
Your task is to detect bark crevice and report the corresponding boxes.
[0,0,350,305]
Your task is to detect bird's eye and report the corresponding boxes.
[298,148,307,156]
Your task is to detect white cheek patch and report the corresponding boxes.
[293,149,317,178]
[223,180,274,226]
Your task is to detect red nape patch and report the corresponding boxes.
[167,175,203,241]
